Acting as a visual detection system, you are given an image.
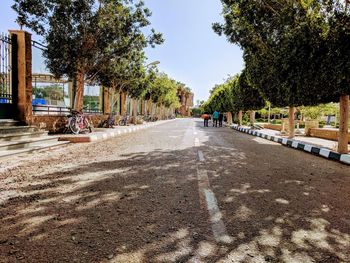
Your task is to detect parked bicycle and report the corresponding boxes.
[67,109,93,134]
[101,114,116,128]
[143,115,152,122]
[151,116,159,122]
[118,114,130,126]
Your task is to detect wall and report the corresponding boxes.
[309,128,350,143]
[262,124,282,131]
[29,115,110,134]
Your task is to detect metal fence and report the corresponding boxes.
[33,105,103,116]
[0,33,12,104]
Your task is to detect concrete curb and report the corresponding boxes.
[231,124,350,165]
[59,119,176,143]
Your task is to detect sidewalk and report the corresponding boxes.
[58,119,176,143]
[230,124,350,165]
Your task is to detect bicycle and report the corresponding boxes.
[101,114,116,128]
[118,114,130,126]
[143,114,152,122]
[67,109,93,134]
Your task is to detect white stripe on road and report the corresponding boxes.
[196,166,233,244]
[198,150,205,162]
[194,135,233,244]
[204,189,233,244]
[194,138,200,147]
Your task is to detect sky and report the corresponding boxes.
[0,0,244,103]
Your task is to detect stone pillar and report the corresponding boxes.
[103,87,110,114]
[10,30,32,124]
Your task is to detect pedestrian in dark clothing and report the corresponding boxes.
[202,113,209,127]
[218,113,224,127]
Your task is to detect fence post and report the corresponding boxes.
[9,30,32,124]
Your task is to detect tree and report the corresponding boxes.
[13,0,163,111]
[203,71,265,126]
[148,73,180,109]
[32,85,65,100]
[214,0,349,147]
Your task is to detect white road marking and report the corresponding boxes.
[194,138,200,147]
[198,150,205,162]
[194,133,233,244]
[196,166,233,244]
[204,189,233,244]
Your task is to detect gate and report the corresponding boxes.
[0,33,13,119]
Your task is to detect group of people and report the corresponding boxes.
[202,111,224,127]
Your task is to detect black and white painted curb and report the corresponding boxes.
[231,125,350,165]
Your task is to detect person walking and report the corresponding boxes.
[202,113,209,127]
[218,112,224,127]
[213,110,219,127]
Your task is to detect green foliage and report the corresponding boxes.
[204,70,265,113]
[214,0,350,109]
[83,95,100,110]
[299,103,339,120]
[191,107,203,117]
[147,73,181,108]
[13,0,164,81]
[32,85,65,100]
[234,69,265,111]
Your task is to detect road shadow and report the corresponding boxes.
[0,119,349,262]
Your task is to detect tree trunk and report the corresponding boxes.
[227,112,233,125]
[250,111,255,126]
[288,106,295,139]
[338,95,349,154]
[147,100,152,115]
[120,92,127,115]
[103,87,110,114]
[141,100,145,115]
[132,98,137,124]
[74,70,85,111]
[238,110,243,126]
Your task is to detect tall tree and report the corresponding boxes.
[13,0,163,110]
[214,1,349,146]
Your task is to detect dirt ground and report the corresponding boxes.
[0,119,350,263]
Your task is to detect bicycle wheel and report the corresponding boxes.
[69,116,80,134]
[118,119,125,126]
[84,118,93,133]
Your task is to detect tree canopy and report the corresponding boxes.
[203,71,265,114]
[13,0,164,110]
[213,0,350,108]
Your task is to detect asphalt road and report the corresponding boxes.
[1,118,350,263]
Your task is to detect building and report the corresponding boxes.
[176,86,193,117]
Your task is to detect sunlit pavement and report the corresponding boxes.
[1,118,350,262]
